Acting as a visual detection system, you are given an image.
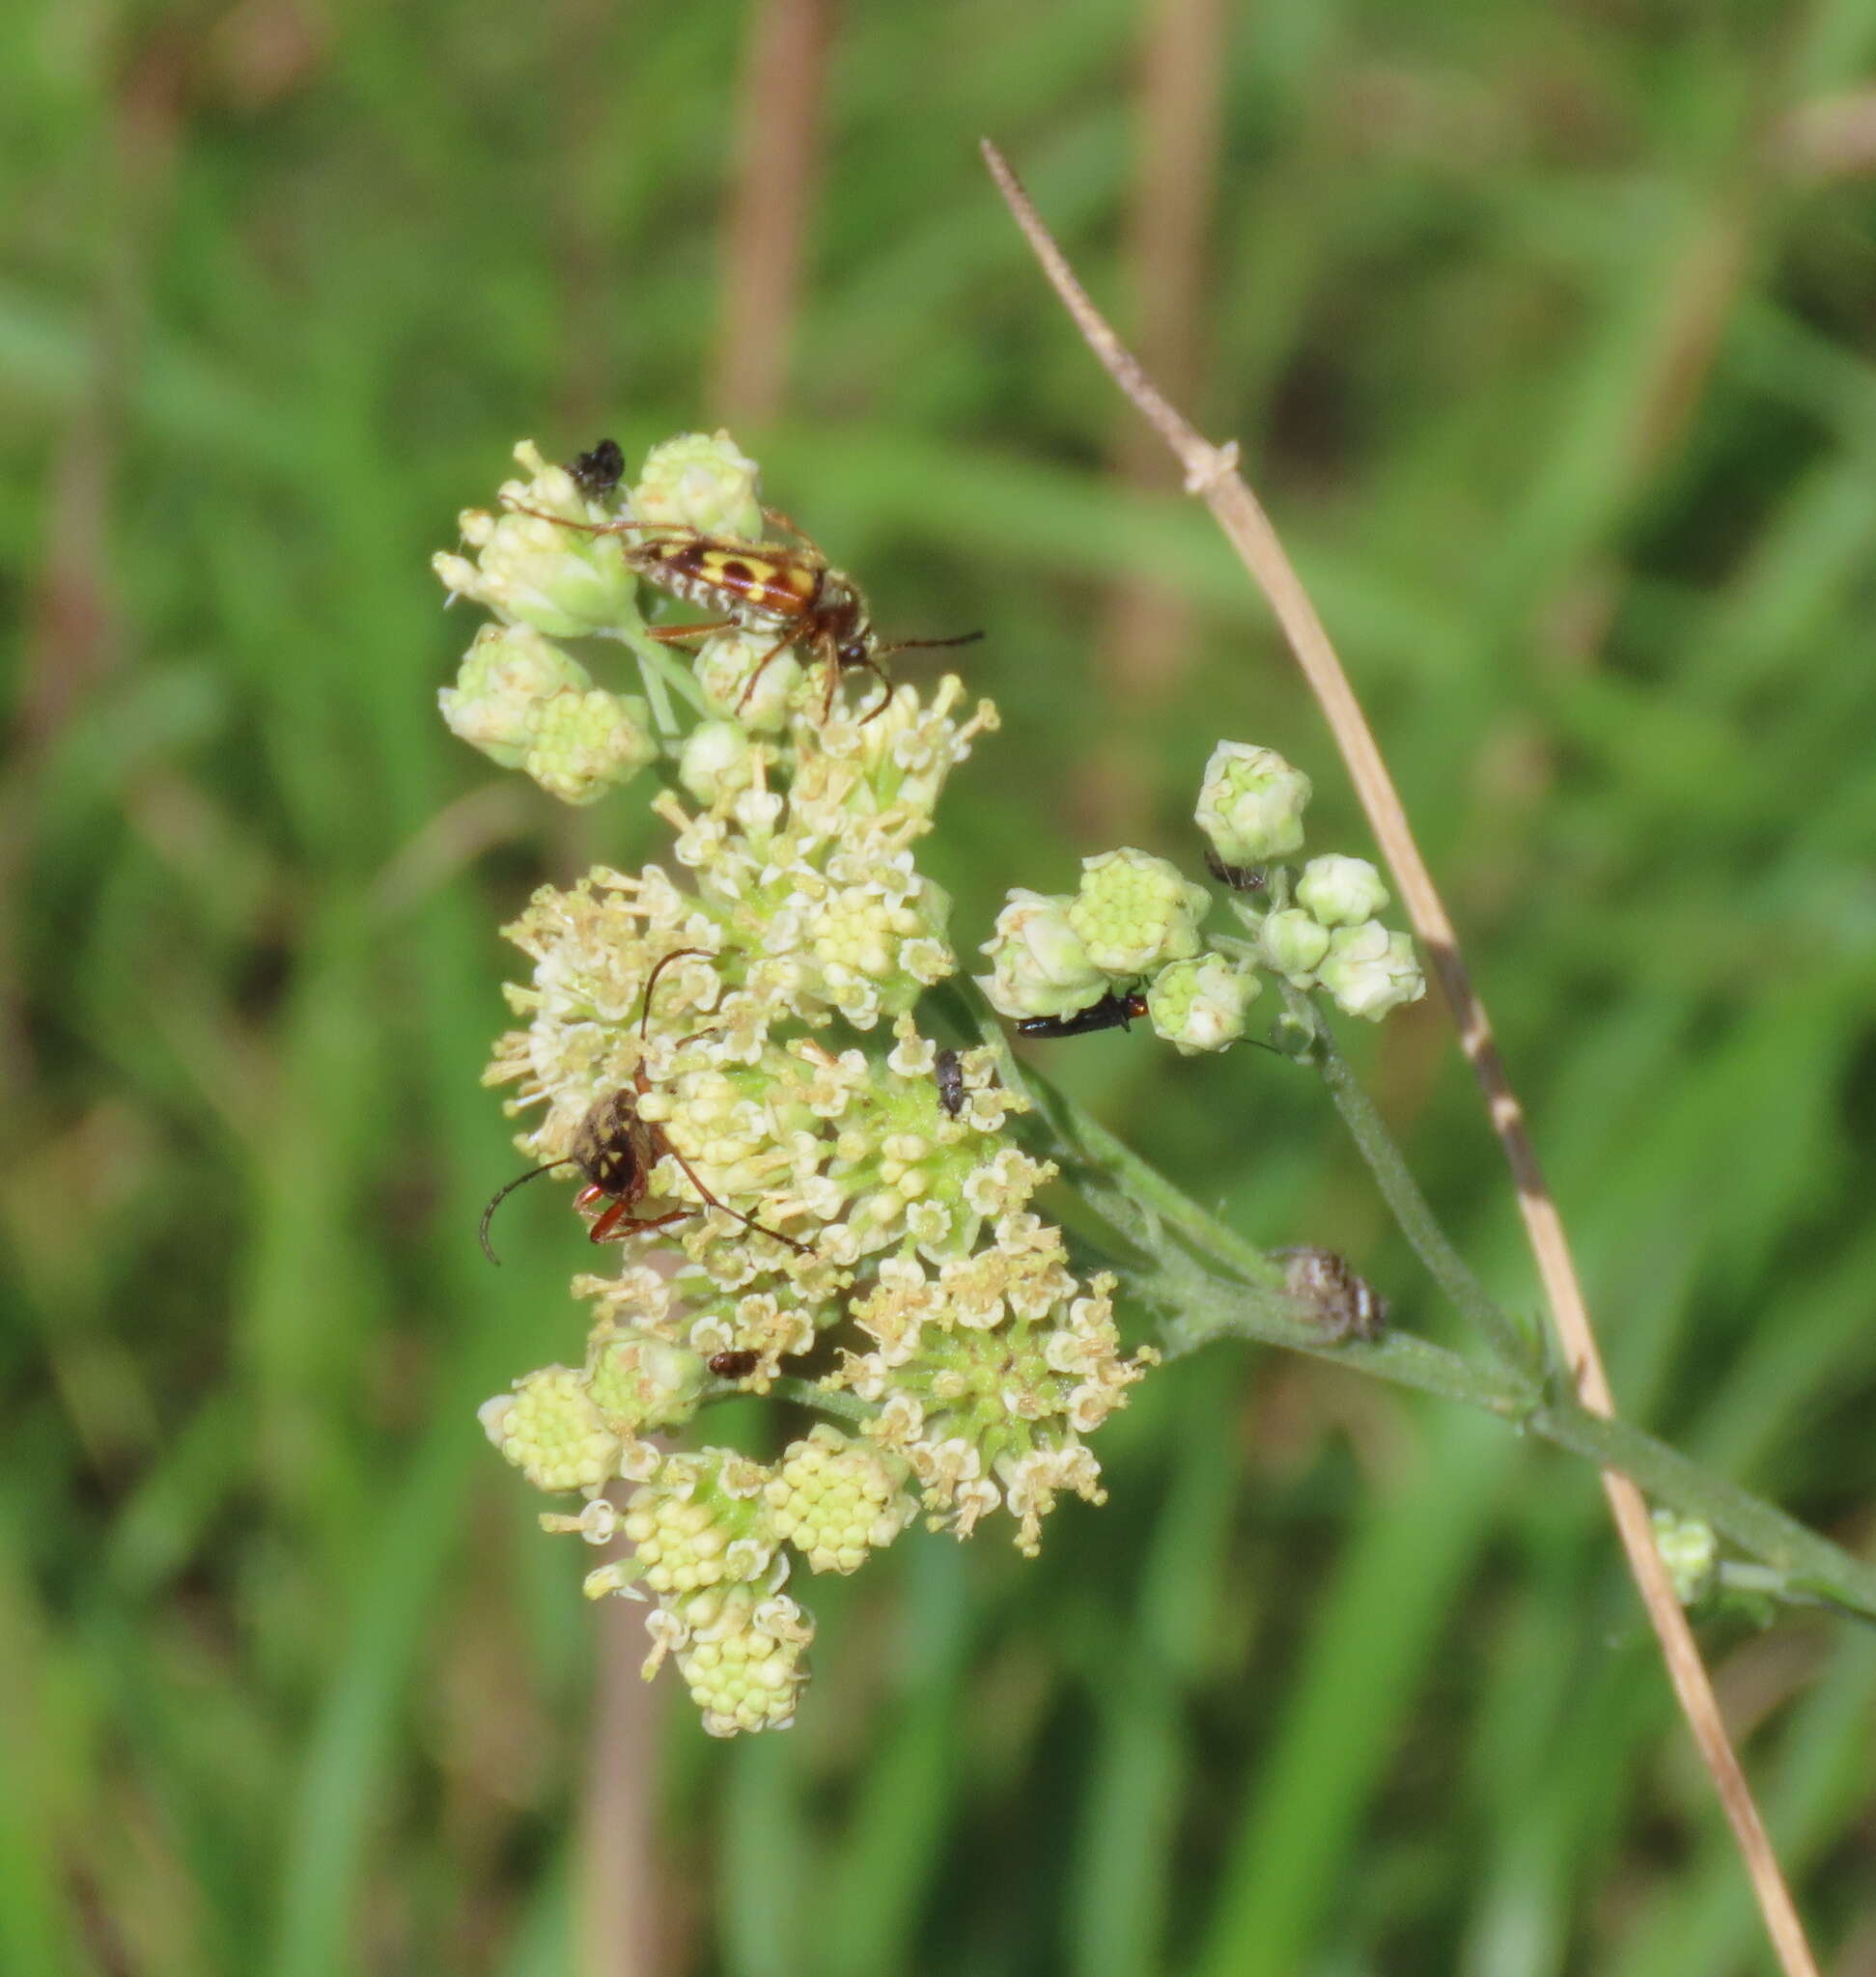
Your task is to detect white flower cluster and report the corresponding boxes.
[444,432,1159,1734]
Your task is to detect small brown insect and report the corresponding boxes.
[1273,1246,1387,1344]
[708,1349,761,1378]
[566,437,625,500]
[505,495,980,721]
[1204,848,1265,894]
[479,948,808,1265]
[934,1047,966,1117]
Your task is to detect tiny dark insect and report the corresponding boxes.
[479,948,808,1265]
[1273,1245,1387,1344]
[1016,988,1149,1041]
[503,496,980,722]
[934,1047,966,1117]
[708,1350,761,1378]
[1204,848,1265,894]
[566,437,625,499]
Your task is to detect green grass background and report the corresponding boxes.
[5,1,1875,1970]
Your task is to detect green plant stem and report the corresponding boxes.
[1291,987,1533,1373]
[709,1376,874,1426]
[613,623,711,726]
[945,979,1876,1621]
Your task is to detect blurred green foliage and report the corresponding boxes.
[4,0,1875,1970]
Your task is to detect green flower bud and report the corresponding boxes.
[585,1329,709,1434]
[1066,848,1209,977]
[620,1452,778,1598]
[694,628,806,734]
[1651,1509,1718,1606]
[1296,854,1389,929]
[439,624,592,770]
[1316,920,1426,1020]
[679,719,765,807]
[765,1424,916,1573]
[434,441,641,639]
[521,688,658,806]
[1259,906,1331,984]
[631,430,763,541]
[1194,741,1311,866]
[978,888,1108,1021]
[1145,953,1261,1055]
[675,1584,814,1737]
[480,1367,620,1493]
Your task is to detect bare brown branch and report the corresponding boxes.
[1086,0,1229,835]
[712,0,837,424]
[981,135,1819,1977]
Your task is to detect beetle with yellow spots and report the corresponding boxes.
[506,491,982,721]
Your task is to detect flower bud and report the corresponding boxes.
[1194,741,1311,866]
[1259,906,1331,985]
[482,1366,620,1493]
[695,628,805,735]
[1145,953,1261,1055]
[1296,854,1389,929]
[977,888,1107,1020]
[439,624,592,769]
[765,1424,916,1573]
[521,688,658,806]
[676,1585,814,1737]
[435,442,642,639]
[631,430,764,541]
[1651,1510,1718,1606]
[1315,920,1426,1020]
[585,1329,710,1434]
[679,719,764,807]
[1066,849,1209,976]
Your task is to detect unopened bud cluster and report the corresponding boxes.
[980,738,1425,1051]
[442,433,1155,1735]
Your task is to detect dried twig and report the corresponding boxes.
[712,0,837,423]
[980,136,1819,1977]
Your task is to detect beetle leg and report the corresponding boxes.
[645,621,735,644]
[735,627,804,712]
[655,1134,809,1255]
[588,1200,691,1244]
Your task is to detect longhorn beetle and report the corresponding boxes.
[478,948,808,1264]
[504,494,980,721]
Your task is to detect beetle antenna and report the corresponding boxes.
[877,629,985,657]
[479,1159,573,1266]
[639,946,715,1043]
